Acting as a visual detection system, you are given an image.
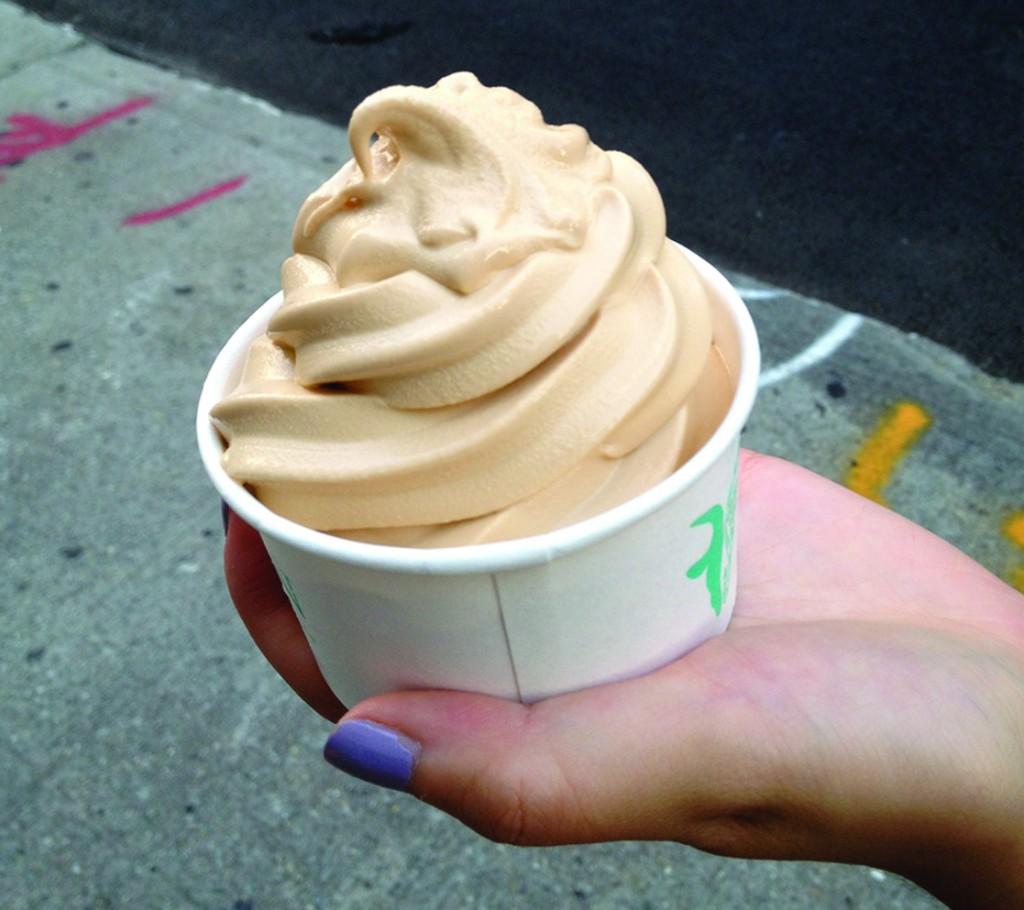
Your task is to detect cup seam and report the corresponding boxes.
[491,573,524,703]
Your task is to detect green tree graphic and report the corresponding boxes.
[686,504,726,615]
[686,467,738,617]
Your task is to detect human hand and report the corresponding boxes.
[223,451,1024,908]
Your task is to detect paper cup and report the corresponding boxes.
[197,244,759,705]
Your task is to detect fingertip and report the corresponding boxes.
[323,718,421,791]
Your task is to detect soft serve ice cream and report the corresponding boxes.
[210,72,733,546]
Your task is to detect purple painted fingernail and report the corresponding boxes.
[221,500,230,535]
[324,719,420,791]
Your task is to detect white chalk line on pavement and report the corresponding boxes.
[758,313,865,388]
[735,287,786,300]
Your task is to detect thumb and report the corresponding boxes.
[321,661,815,855]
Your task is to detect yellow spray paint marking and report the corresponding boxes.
[845,401,932,505]
[1003,512,1024,593]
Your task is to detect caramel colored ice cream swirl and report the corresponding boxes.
[211,73,732,546]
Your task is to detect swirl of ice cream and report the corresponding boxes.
[211,72,732,546]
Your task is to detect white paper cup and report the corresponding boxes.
[197,244,759,705]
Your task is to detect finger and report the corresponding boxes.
[224,507,345,721]
[322,650,830,859]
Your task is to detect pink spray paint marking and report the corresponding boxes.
[0,96,154,167]
[122,175,248,225]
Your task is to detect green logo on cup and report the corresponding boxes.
[686,468,737,616]
[280,572,305,619]
[280,571,315,644]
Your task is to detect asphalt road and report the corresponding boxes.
[11,0,1024,382]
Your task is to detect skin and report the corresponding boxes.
[224,450,1024,908]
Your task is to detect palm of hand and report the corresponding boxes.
[644,453,1024,870]
[225,451,1024,904]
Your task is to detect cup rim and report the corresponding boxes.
[196,244,760,574]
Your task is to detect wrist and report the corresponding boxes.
[896,832,1024,909]
[888,738,1024,909]
[862,630,1024,907]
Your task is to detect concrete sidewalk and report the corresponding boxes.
[2,4,1020,908]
